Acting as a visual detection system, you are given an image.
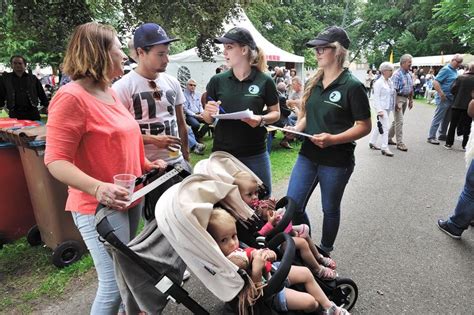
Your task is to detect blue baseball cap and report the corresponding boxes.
[133,23,179,49]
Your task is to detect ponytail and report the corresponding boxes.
[249,46,267,73]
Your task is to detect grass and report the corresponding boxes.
[1,128,300,313]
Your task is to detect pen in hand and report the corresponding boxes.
[207,96,225,114]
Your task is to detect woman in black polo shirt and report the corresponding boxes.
[286,26,371,254]
[202,27,280,194]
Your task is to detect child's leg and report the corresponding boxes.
[305,235,337,270]
[294,237,320,272]
[287,266,333,310]
[284,288,319,312]
[294,237,336,280]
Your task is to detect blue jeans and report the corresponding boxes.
[446,159,474,234]
[428,98,453,139]
[71,203,141,315]
[286,154,354,253]
[239,151,272,196]
[187,126,197,150]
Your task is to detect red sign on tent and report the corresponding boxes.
[266,55,281,61]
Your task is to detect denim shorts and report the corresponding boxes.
[271,288,288,312]
[270,261,289,312]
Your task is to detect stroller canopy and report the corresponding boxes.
[155,174,255,302]
[194,151,264,186]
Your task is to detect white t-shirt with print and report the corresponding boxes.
[113,70,185,163]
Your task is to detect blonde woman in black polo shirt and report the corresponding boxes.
[203,27,280,195]
[286,26,371,254]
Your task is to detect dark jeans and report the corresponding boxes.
[446,159,474,234]
[286,154,354,253]
[446,108,471,147]
[186,114,209,139]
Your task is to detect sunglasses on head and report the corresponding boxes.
[148,81,162,101]
[314,46,336,55]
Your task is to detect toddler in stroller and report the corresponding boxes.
[207,207,349,315]
[233,170,338,281]
[195,151,358,311]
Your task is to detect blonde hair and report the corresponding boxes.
[207,207,264,315]
[247,46,267,73]
[233,171,258,191]
[301,42,347,115]
[207,207,236,239]
[63,22,117,84]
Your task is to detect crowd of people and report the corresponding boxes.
[0,18,472,315]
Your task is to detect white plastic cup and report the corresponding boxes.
[113,174,137,206]
[168,145,181,158]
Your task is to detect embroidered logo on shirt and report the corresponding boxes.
[248,85,260,94]
[329,91,341,102]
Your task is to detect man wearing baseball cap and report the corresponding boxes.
[113,23,190,175]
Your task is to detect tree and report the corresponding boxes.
[433,0,474,46]
[359,0,470,67]
[0,0,247,67]
[247,0,363,68]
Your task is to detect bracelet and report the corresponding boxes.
[93,183,101,199]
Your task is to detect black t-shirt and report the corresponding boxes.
[206,67,278,157]
[300,69,371,167]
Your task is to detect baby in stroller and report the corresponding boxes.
[207,207,349,315]
[233,170,338,281]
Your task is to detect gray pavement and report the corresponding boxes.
[38,101,473,314]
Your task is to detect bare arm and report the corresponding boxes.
[175,104,189,161]
[433,80,446,100]
[468,99,474,118]
[47,160,129,210]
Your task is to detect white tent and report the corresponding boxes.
[167,10,304,92]
[394,54,473,67]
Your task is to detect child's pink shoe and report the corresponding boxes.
[315,266,337,280]
[318,254,337,270]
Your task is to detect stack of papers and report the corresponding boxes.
[212,109,253,120]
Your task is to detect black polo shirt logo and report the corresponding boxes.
[248,84,260,94]
[329,91,342,102]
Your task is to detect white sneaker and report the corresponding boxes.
[183,269,191,281]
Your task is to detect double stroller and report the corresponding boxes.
[95,152,358,314]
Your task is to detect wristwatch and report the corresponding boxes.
[259,115,266,127]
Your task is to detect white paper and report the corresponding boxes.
[212,109,253,120]
[267,125,313,138]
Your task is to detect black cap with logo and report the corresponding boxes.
[214,27,257,50]
[306,26,350,49]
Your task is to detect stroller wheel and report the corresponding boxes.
[330,278,358,311]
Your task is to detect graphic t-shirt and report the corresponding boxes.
[113,71,185,162]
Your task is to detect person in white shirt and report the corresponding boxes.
[369,62,396,157]
[113,23,190,171]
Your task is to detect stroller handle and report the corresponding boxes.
[264,232,295,297]
[264,196,297,240]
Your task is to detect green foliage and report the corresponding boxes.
[359,0,471,67]
[434,0,474,46]
[246,0,362,68]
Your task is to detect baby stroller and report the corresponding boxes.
[96,164,297,314]
[194,151,359,311]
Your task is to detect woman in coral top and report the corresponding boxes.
[45,22,166,315]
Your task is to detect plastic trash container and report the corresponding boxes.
[5,125,86,267]
[0,141,36,247]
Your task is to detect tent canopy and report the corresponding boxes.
[170,11,304,64]
[394,54,473,67]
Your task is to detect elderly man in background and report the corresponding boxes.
[427,54,464,145]
[183,78,209,142]
[388,54,413,152]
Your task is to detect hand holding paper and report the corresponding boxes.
[212,109,254,120]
